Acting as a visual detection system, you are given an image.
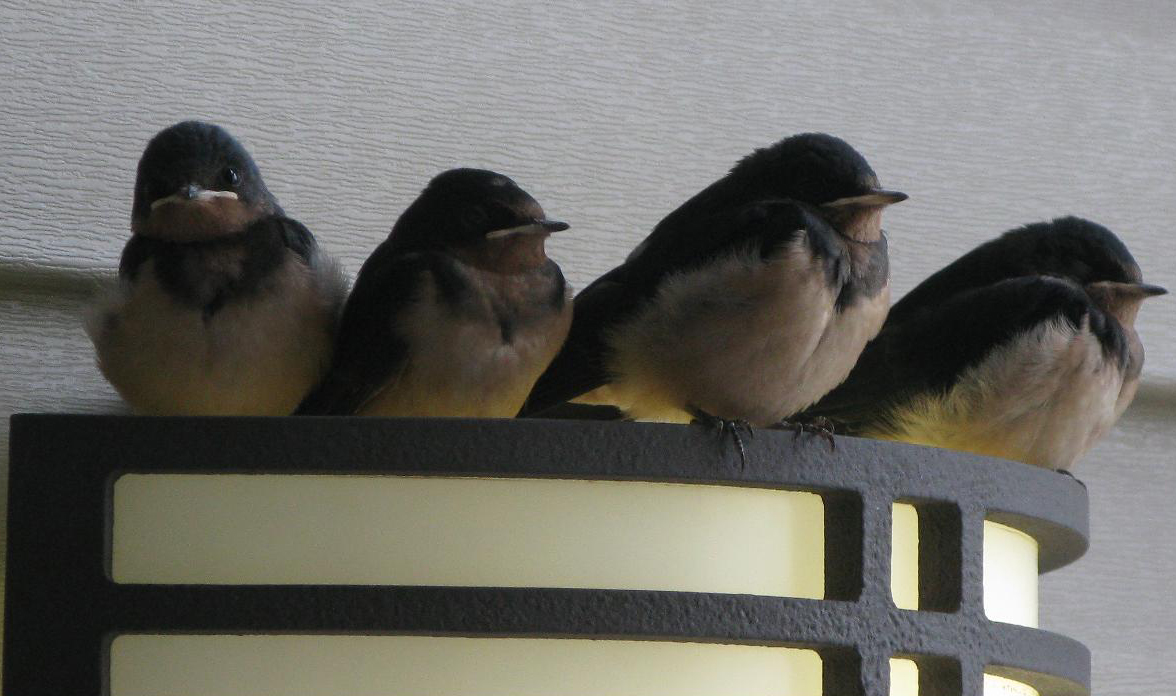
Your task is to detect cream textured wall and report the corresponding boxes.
[2,0,1174,692]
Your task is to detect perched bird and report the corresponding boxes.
[519,133,906,433]
[295,168,572,417]
[87,121,347,415]
[801,217,1165,471]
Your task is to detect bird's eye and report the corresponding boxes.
[222,167,240,188]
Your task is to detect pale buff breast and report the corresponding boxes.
[877,316,1127,470]
[88,251,345,415]
[358,263,572,419]
[587,243,889,425]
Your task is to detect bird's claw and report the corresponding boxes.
[773,416,836,452]
[688,405,753,469]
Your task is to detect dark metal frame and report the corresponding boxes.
[5,414,1089,695]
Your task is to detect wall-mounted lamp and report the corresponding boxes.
[4,415,1088,695]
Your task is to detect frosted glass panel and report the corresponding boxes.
[984,520,1039,627]
[892,504,920,609]
[113,475,824,597]
[109,635,822,696]
[890,657,919,695]
[889,658,1041,696]
[984,673,1040,696]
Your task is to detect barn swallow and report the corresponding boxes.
[518,133,906,449]
[86,120,347,415]
[801,217,1165,471]
[295,168,572,417]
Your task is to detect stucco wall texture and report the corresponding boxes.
[3,1,1174,692]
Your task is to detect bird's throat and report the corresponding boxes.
[134,198,262,243]
[834,207,885,243]
[456,235,550,275]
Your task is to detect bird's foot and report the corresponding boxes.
[687,405,753,469]
[772,415,836,451]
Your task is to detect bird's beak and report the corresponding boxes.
[1135,282,1168,297]
[822,189,909,209]
[150,184,240,211]
[1087,280,1168,299]
[484,219,570,239]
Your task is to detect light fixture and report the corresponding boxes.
[4,415,1088,695]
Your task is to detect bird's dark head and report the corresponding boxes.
[731,133,906,242]
[390,168,569,272]
[891,216,1165,324]
[1001,217,1166,325]
[995,217,1146,285]
[131,121,280,242]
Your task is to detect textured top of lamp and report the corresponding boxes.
[802,217,1165,471]
[85,121,347,415]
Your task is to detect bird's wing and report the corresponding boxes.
[118,234,164,281]
[519,199,816,416]
[624,198,819,280]
[801,274,1098,433]
[294,242,429,415]
[517,266,632,416]
[269,215,318,263]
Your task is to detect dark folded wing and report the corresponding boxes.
[270,215,318,263]
[623,197,821,280]
[802,275,1098,433]
[118,234,163,281]
[517,266,632,416]
[294,242,427,415]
